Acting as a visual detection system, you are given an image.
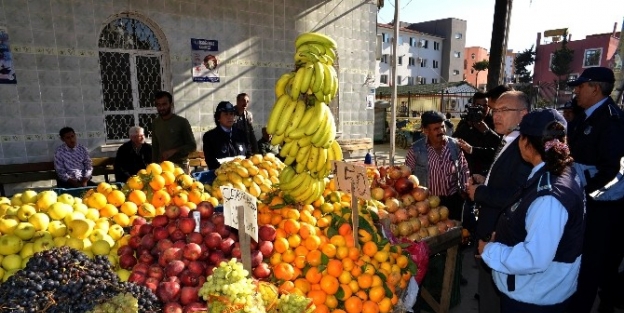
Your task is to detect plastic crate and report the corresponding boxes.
[192,170,216,185]
[53,182,124,198]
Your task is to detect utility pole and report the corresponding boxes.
[487,0,513,90]
[389,0,400,166]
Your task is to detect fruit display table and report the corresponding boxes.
[419,227,462,313]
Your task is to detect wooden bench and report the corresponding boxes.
[0,157,115,197]
[337,138,374,159]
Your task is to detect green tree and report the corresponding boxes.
[550,31,574,105]
[472,60,490,87]
[514,46,535,83]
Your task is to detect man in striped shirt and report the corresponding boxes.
[405,111,470,221]
[54,127,95,188]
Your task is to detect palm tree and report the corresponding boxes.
[472,60,490,87]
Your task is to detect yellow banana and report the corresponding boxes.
[325,142,336,171]
[279,171,307,191]
[275,72,295,98]
[311,114,329,147]
[284,99,307,136]
[314,90,325,103]
[266,94,291,135]
[294,51,320,64]
[328,65,339,98]
[295,159,307,174]
[288,173,313,200]
[297,134,312,147]
[297,105,316,131]
[312,62,325,93]
[318,114,336,149]
[279,165,295,182]
[284,155,295,166]
[287,127,306,140]
[325,47,337,64]
[299,63,315,94]
[316,147,328,173]
[308,43,326,55]
[321,63,334,96]
[270,132,285,146]
[288,138,300,158]
[294,177,318,203]
[296,144,312,164]
[275,100,298,136]
[279,140,295,158]
[330,140,343,161]
[290,66,307,100]
[295,32,337,50]
[306,145,319,172]
[304,101,326,136]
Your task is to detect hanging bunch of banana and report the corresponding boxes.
[265,32,344,204]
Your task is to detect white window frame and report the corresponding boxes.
[408,57,415,66]
[455,33,463,39]
[382,33,390,43]
[433,42,440,50]
[380,74,388,84]
[381,54,389,64]
[398,56,403,65]
[397,75,402,85]
[454,51,461,58]
[420,58,427,68]
[432,78,438,84]
[453,70,460,75]
[583,48,602,68]
[432,60,439,69]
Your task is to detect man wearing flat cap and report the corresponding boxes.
[202,101,251,170]
[566,67,624,313]
[405,111,470,221]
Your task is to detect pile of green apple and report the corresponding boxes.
[0,190,131,282]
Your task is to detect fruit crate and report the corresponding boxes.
[52,182,124,198]
[192,170,216,185]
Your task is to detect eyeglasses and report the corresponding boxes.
[491,108,525,114]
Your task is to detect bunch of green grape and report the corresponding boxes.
[257,282,279,311]
[87,293,139,313]
[199,259,266,313]
[276,293,315,313]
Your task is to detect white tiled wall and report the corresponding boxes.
[0,0,377,192]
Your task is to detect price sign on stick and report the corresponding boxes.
[333,161,371,200]
[220,186,258,242]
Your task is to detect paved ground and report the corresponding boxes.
[371,142,621,313]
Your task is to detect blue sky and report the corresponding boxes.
[378,0,624,53]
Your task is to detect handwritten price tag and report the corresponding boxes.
[220,186,258,242]
[333,161,371,200]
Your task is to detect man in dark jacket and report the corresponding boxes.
[566,67,624,313]
[466,91,533,313]
[202,101,250,170]
[234,93,259,154]
[114,126,152,183]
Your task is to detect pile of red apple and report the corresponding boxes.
[371,165,459,242]
[116,201,277,313]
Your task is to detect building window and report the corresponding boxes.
[433,42,440,50]
[398,36,403,45]
[583,48,602,67]
[407,77,416,85]
[420,58,427,67]
[98,16,165,141]
[548,53,554,72]
[455,33,463,39]
[471,53,475,60]
[453,70,460,75]
[380,74,388,84]
[419,76,426,85]
[382,33,390,43]
[432,78,438,84]
[470,69,474,74]
[454,51,461,58]
[420,39,428,49]
[398,56,403,65]
[381,54,388,63]
[408,57,415,66]
[409,37,416,46]
[397,75,402,85]
[432,60,439,69]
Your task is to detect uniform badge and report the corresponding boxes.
[584,125,592,135]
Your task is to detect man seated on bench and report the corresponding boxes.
[115,126,152,183]
[54,127,96,188]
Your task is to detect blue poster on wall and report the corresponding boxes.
[191,38,219,83]
[0,26,16,84]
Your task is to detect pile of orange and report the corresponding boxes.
[83,161,218,227]
[258,178,414,313]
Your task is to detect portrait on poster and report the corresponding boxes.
[0,26,16,84]
[191,38,219,83]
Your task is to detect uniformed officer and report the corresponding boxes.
[202,101,250,169]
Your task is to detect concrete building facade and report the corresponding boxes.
[376,23,444,87]
[464,46,489,90]
[406,18,467,83]
[0,0,378,192]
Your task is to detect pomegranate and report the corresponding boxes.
[411,186,430,202]
[428,208,441,224]
[395,208,408,222]
[439,206,450,220]
[428,195,441,208]
[385,198,401,213]
[414,200,430,215]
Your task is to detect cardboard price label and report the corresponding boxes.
[220,186,258,242]
[333,161,371,200]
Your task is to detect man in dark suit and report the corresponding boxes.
[466,90,533,313]
[566,67,624,313]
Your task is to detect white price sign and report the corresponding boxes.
[333,161,371,200]
[220,186,258,242]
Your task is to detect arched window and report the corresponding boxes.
[98,15,167,141]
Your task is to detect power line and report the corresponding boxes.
[402,0,414,10]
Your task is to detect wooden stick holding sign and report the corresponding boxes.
[220,186,258,274]
[332,161,371,249]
